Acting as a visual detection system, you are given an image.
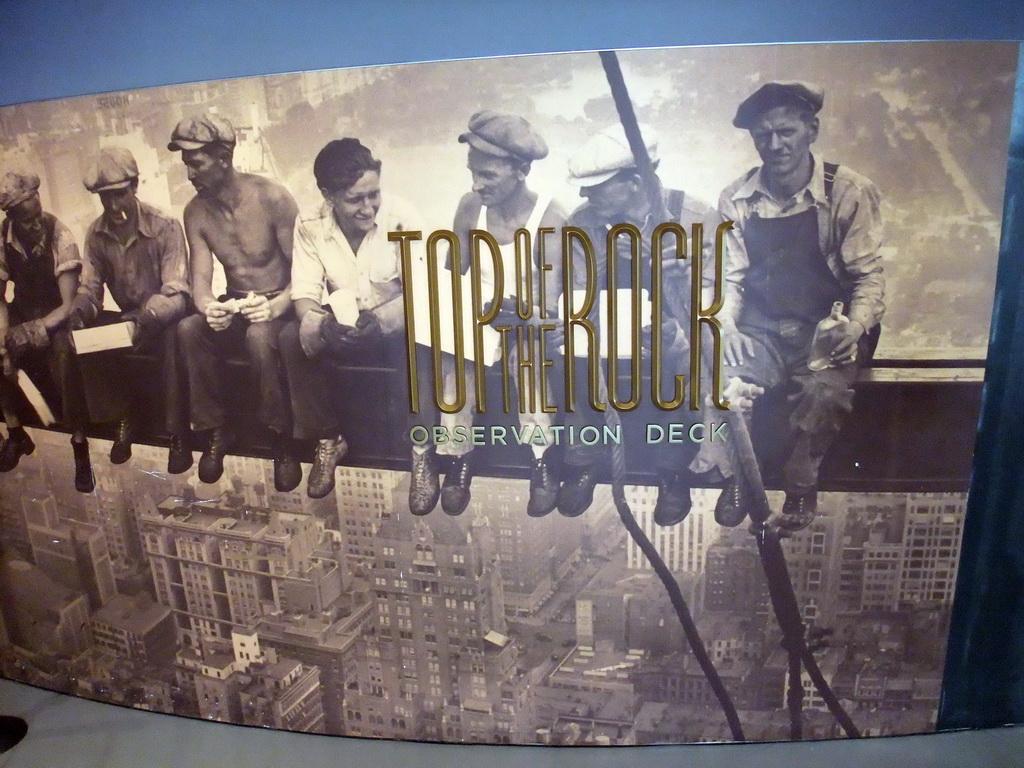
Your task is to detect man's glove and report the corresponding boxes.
[321,310,382,354]
[127,305,162,347]
[67,295,95,332]
[6,319,49,360]
[141,293,182,326]
[299,308,330,358]
[486,297,520,327]
[349,310,383,345]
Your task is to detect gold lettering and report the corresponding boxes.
[469,229,502,411]
[693,221,733,410]
[606,223,642,412]
[539,322,558,414]
[426,230,466,414]
[389,230,424,412]
[562,227,602,413]
[514,228,533,318]
[651,221,687,410]
[536,226,555,319]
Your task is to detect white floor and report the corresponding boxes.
[1,679,1023,768]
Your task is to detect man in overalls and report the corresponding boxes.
[695,81,885,531]
[557,125,716,526]
[0,171,94,492]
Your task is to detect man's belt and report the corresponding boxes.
[224,289,285,301]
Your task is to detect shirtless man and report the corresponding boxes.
[170,114,301,489]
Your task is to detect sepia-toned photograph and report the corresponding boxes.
[0,40,1017,745]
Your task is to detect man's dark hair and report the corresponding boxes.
[314,138,382,194]
[205,143,234,165]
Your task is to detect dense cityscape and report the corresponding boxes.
[0,429,963,743]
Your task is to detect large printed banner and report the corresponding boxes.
[0,41,1017,745]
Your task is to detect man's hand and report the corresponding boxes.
[67,295,94,332]
[238,293,273,324]
[347,310,383,345]
[0,331,12,378]
[720,376,764,413]
[830,320,865,365]
[0,347,13,379]
[722,319,755,367]
[299,308,330,357]
[130,306,161,346]
[486,299,565,348]
[204,300,235,332]
[5,320,49,360]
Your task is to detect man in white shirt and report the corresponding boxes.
[281,138,424,499]
[430,111,567,518]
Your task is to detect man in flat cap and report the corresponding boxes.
[169,113,301,490]
[0,170,94,492]
[558,125,715,525]
[68,146,191,472]
[412,110,567,517]
[281,137,428,499]
[694,81,885,532]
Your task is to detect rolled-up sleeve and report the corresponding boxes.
[833,178,885,330]
[291,219,327,304]
[52,220,82,277]
[78,230,106,322]
[716,192,749,326]
[157,217,190,297]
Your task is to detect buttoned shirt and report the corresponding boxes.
[0,213,81,283]
[291,195,424,333]
[80,200,189,314]
[718,153,885,330]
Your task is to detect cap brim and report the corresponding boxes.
[458,132,516,159]
[89,179,134,193]
[566,168,621,188]
[0,190,37,211]
[167,139,209,152]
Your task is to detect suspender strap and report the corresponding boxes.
[823,161,839,204]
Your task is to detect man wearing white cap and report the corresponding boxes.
[168,113,301,491]
[414,110,567,518]
[0,170,94,492]
[694,81,885,532]
[558,125,715,525]
[68,146,191,472]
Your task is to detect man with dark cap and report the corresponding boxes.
[416,110,567,518]
[0,170,94,492]
[693,81,885,532]
[68,146,191,472]
[282,137,427,500]
[169,113,301,490]
[557,124,715,526]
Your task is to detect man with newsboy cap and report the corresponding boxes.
[0,170,94,492]
[557,125,716,526]
[169,113,301,490]
[412,110,567,518]
[68,146,191,472]
[694,81,885,532]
